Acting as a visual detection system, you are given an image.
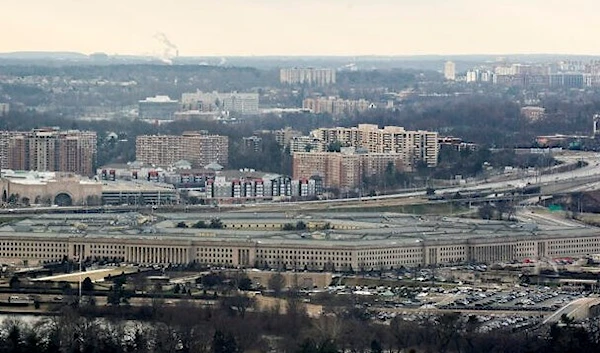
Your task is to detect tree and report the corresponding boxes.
[222,295,255,318]
[268,272,286,297]
[370,339,383,353]
[478,204,494,220]
[202,272,225,288]
[212,329,238,353]
[176,221,188,228]
[9,275,20,289]
[192,220,208,228]
[81,277,94,293]
[132,275,148,294]
[107,277,129,306]
[295,221,307,230]
[209,218,224,229]
[7,193,18,205]
[327,141,342,152]
[495,200,515,221]
[237,276,253,291]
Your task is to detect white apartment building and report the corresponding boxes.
[280,68,336,86]
[444,61,456,80]
[302,97,373,116]
[181,90,259,115]
[136,132,228,168]
[311,124,439,168]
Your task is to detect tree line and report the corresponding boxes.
[0,297,597,353]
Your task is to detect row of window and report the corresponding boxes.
[0,242,67,248]
[0,253,64,259]
[91,245,125,250]
[358,248,421,256]
[258,255,351,262]
[259,249,352,256]
[3,237,600,265]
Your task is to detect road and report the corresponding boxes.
[543,297,600,324]
[1,152,600,215]
[515,209,586,228]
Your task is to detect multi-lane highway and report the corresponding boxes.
[1,152,599,215]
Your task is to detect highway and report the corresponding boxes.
[543,297,600,324]
[515,208,586,228]
[1,152,599,215]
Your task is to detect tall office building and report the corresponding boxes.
[280,68,336,86]
[136,132,229,168]
[444,61,456,81]
[311,124,439,168]
[180,91,259,115]
[1,128,97,176]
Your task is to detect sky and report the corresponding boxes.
[2,0,599,56]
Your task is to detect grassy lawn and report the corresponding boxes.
[327,202,468,215]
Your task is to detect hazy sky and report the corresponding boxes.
[2,0,598,56]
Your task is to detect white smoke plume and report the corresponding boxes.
[153,32,179,62]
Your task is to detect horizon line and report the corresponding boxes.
[2,51,600,59]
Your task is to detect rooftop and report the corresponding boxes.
[0,211,595,247]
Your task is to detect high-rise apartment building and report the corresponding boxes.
[180,91,259,115]
[274,128,303,147]
[0,131,14,172]
[289,136,326,153]
[0,103,9,117]
[311,124,439,168]
[136,132,228,168]
[292,148,405,189]
[1,128,97,176]
[280,68,336,86]
[444,61,456,81]
[302,97,373,116]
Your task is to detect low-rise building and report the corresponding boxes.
[138,95,179,120]
[181,90,259,115]
[521,106,546,121]
[0,171,101,206]
[96,165,323,203]
[1,212,600,272]
[100,180,178,205]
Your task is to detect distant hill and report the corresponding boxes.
[0,52,599,70]
[0,51,89,60]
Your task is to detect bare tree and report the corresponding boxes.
[268,272,286,297]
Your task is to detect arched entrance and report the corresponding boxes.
[54,193,72,206]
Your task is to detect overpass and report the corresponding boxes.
[1,152,599,215]
[543,297,600,324]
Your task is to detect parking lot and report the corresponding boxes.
[437,286,587,312]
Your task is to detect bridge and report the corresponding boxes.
[543,297,600,324]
